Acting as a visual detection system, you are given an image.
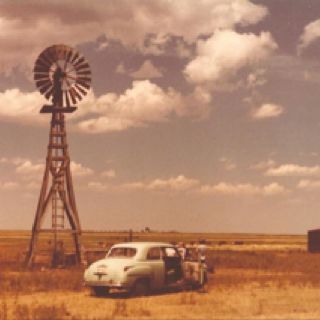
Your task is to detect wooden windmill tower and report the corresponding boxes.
[25,44,91,267]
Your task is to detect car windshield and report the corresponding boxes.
[107,247,137,258]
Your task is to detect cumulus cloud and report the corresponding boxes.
[130,60,163,79]
[15,160,44,176]
[297,179,320,190]
[298,19,320,54]
[0,181,19,190]
[199,181,287,196]
[246,69,267,88]
[77,80,209,133]
[122,175,200,192]
[70,161,94,177]
[219,157,237,171]
[0,89,46,125]
[251,103,284,119]
[0,0,268,73]
[251,159,276,170]
[88,181,111,192]
[184,30,277,88]
[0,80,210,133]
[101,169,116,178]
[266,164,320,177]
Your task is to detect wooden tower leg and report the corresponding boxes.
[25,111,82,268]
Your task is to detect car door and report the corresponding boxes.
[146,246,165,289]
[162,246,183,284]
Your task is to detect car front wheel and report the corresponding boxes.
[92,286,109,297]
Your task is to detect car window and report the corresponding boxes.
[147,247,161,260]
[107,247,136,258]
[162,247,179,257]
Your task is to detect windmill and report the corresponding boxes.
[25,44,91,267]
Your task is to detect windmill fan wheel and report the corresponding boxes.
[34,44,91,106]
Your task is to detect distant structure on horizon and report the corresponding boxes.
[25,44,91,267]
[308,228,320,253]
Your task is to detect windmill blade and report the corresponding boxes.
[73,57,86,68]
[36,79,52,88]
[45,88,54,100]
[39,82,53,95]
[35,58,51,70]
[65,91,71,107]
[68,87,77,105]
[34,73,50,81]
[42,50,56,65]
[74,61,90,71]
[71,52,80,64]
[34,66,50,74]
[74,83,87,96]
[76,79,91,90]
[76,69,91,76]
[76,76,91,82]
[71,86,82,101]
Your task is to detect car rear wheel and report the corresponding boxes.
[131,279,149,296]
[92,286,109,297]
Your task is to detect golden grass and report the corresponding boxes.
[0,230,319,319]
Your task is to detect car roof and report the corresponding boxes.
[111,242,173,249]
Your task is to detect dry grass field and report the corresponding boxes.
[0,231,319,319]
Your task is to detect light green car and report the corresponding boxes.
[84,242,187,296]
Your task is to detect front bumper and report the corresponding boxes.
[85,280,127,289]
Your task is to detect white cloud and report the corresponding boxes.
[246,69,267,88]
[77,80,209,133]
[263,182,287,196]
[251,159,276,170]
[15,160,44,176]
[219,157,237,171]
[297,179,320,190]
[0,0,268,73]
[298,19,320,54]
[0,181,19,190]
[184,30,277,88]
[71,161,94,177]
[130,60,163,79]
[0,81,210,133]
[199,181,287,196]
[88,181,110,191]
[266,164,320,177]
[251,103,284,119]
[121,175,200,193]
[101,169,116,178]
[0,89,46,125]
[142,34,193,57]
[86,173,288,198]
[148,175,199,191]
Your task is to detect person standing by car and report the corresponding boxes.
[197,239,208,289]
[197,239,207,263]
[177,242,187,260]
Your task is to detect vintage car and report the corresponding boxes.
[84,242,206,296]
